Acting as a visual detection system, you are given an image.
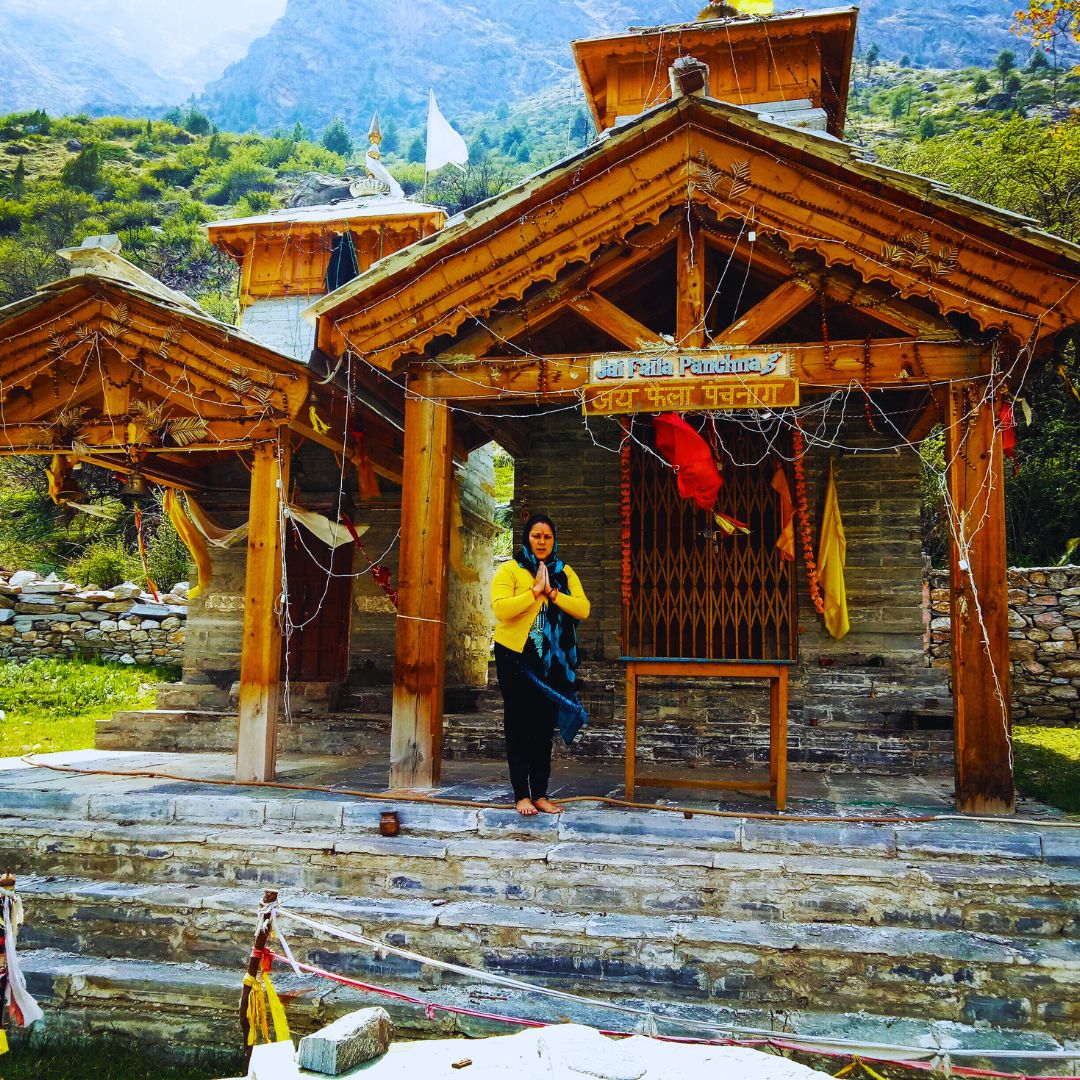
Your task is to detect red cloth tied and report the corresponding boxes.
[652,413,722,512]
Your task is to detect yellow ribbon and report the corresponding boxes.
[46,453,76,504]
[243,969,290,1046]
[309,405,331,435]
[0,1027,9,1055]
[833,1059,891,1080]
[164,488,212,599]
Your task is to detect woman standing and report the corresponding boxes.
[491,514,591,816]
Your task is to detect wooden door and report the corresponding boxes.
[283,531,352,682]
[624,424,796,661]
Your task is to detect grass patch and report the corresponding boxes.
[0,657,173,758]
[2,1035,239,1079]
[1013,725,1080,813]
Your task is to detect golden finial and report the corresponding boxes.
[367,112,382,160]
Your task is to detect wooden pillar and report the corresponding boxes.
[945,387,1014,814]
[677,210,706,347]
[389,393,453,789]
[236,438,290,783]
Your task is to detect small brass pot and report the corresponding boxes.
[379,810,401,837]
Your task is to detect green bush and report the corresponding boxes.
[145,513,192,592]
[66,539,142,588]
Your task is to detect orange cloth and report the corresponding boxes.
[770,464,796,561]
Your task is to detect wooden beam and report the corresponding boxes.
[717,279,816,344]
[406,340,987,401]
[0,417,285,451]
[677,212,706,347]
[568,292,664,349]
[389,395,453,789]
[236,439,290,783]
[904,393,947,443]
[945,387,1014,814]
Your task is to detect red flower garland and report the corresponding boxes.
[619,421,633,609]
[791,423,825,616]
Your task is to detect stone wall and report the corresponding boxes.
[927,566,1080,725]
[514,410,955,773]
[0,570,186,667]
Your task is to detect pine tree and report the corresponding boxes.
[291,120,310,142]
[406,135,425,163]
[60,146,102,193]
[11,157,25,198]
[996,49,1016,91]
[320,118,353,157]
[382,117,399,154]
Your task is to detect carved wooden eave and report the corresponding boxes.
[311,95,1080,377]
[0,275,310,481]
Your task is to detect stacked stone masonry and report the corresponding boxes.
[928,566,1080,726]
[0,570,186,667]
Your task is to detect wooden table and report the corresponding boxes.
[623,658,791,810]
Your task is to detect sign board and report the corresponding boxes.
[582,348,799,416]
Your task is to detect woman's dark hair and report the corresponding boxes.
[521,513,557,551]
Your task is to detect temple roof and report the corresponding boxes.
[309,92,1080,369]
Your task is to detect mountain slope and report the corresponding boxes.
[201,0,1045,135]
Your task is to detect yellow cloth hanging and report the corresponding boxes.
[164,488,212,599]
[184,494,249,548]
[450,478,479,583]
[243,969,290,1046]
[0,1028,8,1055]
[730,0,773,14]
[46,454,76,504]
[309,405,331,435]
[817,459,849,640]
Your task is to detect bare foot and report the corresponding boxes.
[516,798,538,816]
[533,797,563,815]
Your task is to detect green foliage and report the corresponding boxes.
[65,539,142,588]
[182,107,212,136]
[320,116,353,157]
[0,658,173,762]
[918,115,937,139]
[145,511,192,591]
[60,145,102,192]
[973,72,991,99]
[1,1036,235,1080]
[1013,726,1080,812]
[11,155,26,196]
[996,48,1017,89]
[197,288,238,324]
[199,147,276,204]
[406,134,425,163]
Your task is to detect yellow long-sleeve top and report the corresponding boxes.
[491,559,591,653]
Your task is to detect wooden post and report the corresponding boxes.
[677,211,706,347]
[389,393,453,789]
[239,888,278,1071]
[0,872,14,1037]
[945,387,1014,814]
[236,439,290,783]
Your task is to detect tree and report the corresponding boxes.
[973,73,991,103]
[1006,72,1024,95]
[11,157,25,198]
[1027,49,1051,71]
[864,42,881,77]
[381,117,399,154]
[183,108,212,136]
[918,116,937,140]
[320,118,353,158]
[291,120,310,142]
[899,54,911,67]
[569,108,590,144]
[996,48,1017,90]
[406,135,425,163]
[890,94,905,128]
[60,146,102,192]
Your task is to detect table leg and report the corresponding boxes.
[625,665,637,801]
[770,672,788,811]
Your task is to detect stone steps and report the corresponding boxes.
[10,870,1079,1040]
[3,776,1079,1048]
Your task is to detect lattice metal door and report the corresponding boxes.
[624,427,796,660]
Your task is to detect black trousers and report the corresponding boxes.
[494,642,557,802]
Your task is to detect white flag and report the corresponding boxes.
[426,90,468,172]
[365,152,404,200]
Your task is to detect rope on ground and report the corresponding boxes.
[259,949,1068,1080]
[18,755,1080,829]
[270,907,1080,1069]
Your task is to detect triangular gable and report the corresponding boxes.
[0,276,308,459]
[312,95,1080,371]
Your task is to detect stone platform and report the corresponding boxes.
[0,750,1077,1075]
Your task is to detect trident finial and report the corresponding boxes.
[367,112,383,160]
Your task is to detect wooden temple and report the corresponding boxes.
[2,8,1080,813]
